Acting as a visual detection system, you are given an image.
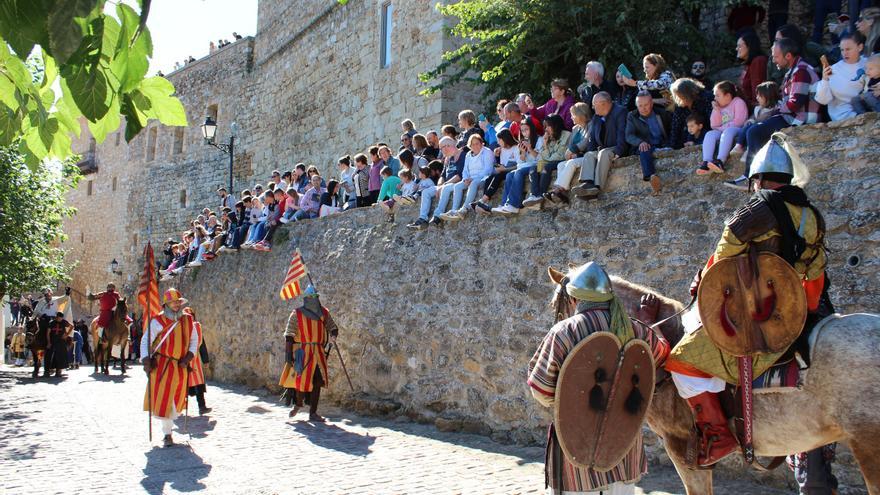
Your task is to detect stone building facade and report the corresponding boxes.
[62,0,479,304]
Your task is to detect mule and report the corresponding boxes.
[548,269,880,494]
[89,298,131,375]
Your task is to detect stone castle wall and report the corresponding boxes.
[61,0,480,303]
[171,115,876,492]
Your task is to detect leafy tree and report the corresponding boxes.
[0,145,81,299]
[0,0,186,168]
[420,0,725,109]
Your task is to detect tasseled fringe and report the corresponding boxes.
[624,374,644,415]
[589,367,608,411]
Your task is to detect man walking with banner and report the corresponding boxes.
[140,288,198,447]
[277,250,343,422]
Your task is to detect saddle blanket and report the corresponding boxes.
[753,360,800,389]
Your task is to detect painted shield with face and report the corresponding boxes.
[698,252,806,356]
[554,332,655,471]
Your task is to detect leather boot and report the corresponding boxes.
[686,392,738,466]
[308,387,324,422]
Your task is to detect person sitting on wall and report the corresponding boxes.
[625,91,670,195]
[577,61,615,113]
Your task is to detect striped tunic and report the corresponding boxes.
[278,307,338,392]
[187,321,206,388]
[528,308,658,493]
[143,314,194,418]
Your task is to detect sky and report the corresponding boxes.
[109,0,258,74]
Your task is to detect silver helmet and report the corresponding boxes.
[565,261,613,301]
[748,132,810,187]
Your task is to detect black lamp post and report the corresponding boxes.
[201,116,238,193]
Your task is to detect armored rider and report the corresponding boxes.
[278,285,339,422]
[88,283,121,339]
[527,262,669,495]
[665,133,836,493]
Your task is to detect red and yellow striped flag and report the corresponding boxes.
[279,249,308,300]
[137,241,161,331]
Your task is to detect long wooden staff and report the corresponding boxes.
[146,287,153,442]
[306,273,354,392]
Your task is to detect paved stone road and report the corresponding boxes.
[0,364,791,495]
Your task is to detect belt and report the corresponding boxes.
[300,342,324,345]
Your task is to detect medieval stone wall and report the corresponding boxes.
[61,0,479,303]
[170,114,877,493]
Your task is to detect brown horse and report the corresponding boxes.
[548,269,880,494]
[89,298,131,375]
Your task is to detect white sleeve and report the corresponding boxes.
[188,326,199,355]
[141,319,163,362]
[813,78,832,105]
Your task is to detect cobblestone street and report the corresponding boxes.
[0,364,790,494]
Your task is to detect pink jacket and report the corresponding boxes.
[710,96,748,131]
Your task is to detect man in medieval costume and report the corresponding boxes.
[183,307,212,416]
[140,288,199,447]
[527,262,670,495]
[665,133,836,494]
[278,285,338,422]
[45,312,72,377]
[32,288,73,376]
[87,283,121,339]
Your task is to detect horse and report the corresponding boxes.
[89,297,131,375]
[547,268,880,495]
[24,314,48,378]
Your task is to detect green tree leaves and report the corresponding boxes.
[0,145,81,297]
[0,0,185,168]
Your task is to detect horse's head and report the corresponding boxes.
[116,297,128,315]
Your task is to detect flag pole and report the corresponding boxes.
[146,241,153,443]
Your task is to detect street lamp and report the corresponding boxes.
[109,258,121,275]
[201,116,237,194]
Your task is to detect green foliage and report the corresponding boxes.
[421,0,722,109]
[0,145,81,297]
[0,0,186,168]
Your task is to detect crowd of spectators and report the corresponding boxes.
[172,32,245,71]
[153,15,879,266]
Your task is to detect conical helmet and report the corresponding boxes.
[303,284,319,297]
[749,133,793,180]
[565,262,613,301]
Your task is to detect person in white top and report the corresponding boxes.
[814,32,867,121]
[441,134,496,220]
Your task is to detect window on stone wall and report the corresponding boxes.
[146,127,158,161]
[89,137,96,154]
[173,126,184,154]
[207,104,218,121]
[179,189,187,208]
[80,232,84,243]
[112,176,117,191]
[132,233,138,250]
[380,2,393,68]
[87,180,93,196]
[115,132,121,146]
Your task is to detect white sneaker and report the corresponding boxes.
[279,217,290,224]
[500,204,521,215]
[217,246,227,253]
[160,275,172,282]
[438,211,456,221]
[522,195,543,209]
[188,261,202,267]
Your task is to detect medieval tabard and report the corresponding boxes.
[93,290,121,328]
[666,189,829,384]
[528,304,666,494]
[142,312,198,418]
[187,320,206,391]
[278,306,339,392]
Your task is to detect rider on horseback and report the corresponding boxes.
[88,283,121,339]
[665,133,835,483]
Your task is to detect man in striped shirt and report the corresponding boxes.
[528,262,668,495]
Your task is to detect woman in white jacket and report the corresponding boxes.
[814,32,867,121]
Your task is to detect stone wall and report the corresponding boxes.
[60,0,480,301]
[171,115,876,492]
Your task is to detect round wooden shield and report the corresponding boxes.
[554,332,622,469]
[698,252,807,357]
[593,339,655,471]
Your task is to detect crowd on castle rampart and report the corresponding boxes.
[157,14,879,280]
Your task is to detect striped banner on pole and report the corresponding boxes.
[279,249,308,300]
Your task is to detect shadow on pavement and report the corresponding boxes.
[90,372,129,383]
[291,420,376,457]
[141,444,211,494]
